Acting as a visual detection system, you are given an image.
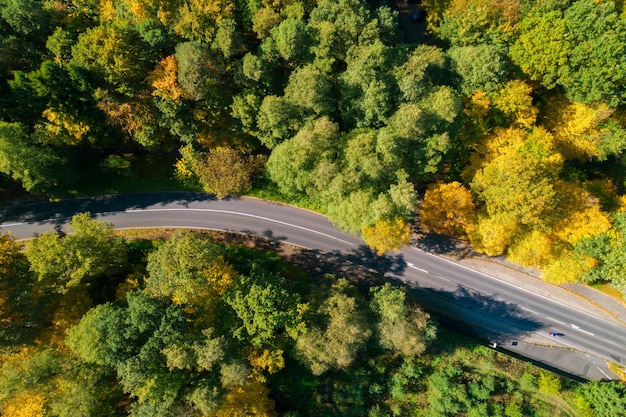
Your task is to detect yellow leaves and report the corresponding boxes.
[361,217,411,256]
[492,80,538,129]
[213,380,277,417]
[99,0,116,22]
[545,100,615,159]
[467,213,518,256]
[248,349,285,382]
[542,249,596,284]
[618,195,626,213]
[553,182,613,246]
[2,389,45,417]
[554,205,612,246]
[174,0,235,43]
[42,109,90,145]
[508,230,555,268]
[176,145,267,198]
[0,231,20,275]
[420,181,475,237]
[149,56,184,102]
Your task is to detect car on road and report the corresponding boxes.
[550,332,565,337]
[410,11,425,22]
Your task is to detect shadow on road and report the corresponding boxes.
[403,283,544,336]
[0,192,215,226]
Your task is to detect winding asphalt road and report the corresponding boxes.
[1,192,624,380]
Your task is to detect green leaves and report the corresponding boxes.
[26,213,128,290]
[225,265,304,348]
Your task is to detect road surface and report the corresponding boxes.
[1,192,624,380]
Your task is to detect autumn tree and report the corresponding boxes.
[362,217,411,256]
[420,181,475,237]
[542,98,626,160]
[175,145,266,198]
[71,25,154,95]
[576,212,626,294]
[470,127,562,231]
[434,0,520,47]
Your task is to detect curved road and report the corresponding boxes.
[1,192,624,380]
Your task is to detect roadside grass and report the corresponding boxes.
[588,281,625,303]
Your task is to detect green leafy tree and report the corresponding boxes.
[283,64,335,117]
[256,95,304,149]
[394,45,447,103]
[66,290,231,416]
[71,25,154,94]
[224,265,305,348]
[575,381,626,417]
[339,41,396,129]
[560,0,626,106]
[265,116,340,198]
[26,212,128,290]
[270,17,313,65]
[576,212,626,294]
[175,41,224,102]
[447,44,507,95]
[511,1,626,107]
[295,279,371,375]
[0,121,75,197]
[509,10,569,90]
[145,231,233,307]
[369,284,433,357]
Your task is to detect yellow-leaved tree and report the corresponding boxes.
[508,230,555,268]
[491,79,538,129]
[2,389,46,417]
[362,217,411,255]
[420,181,475,238]
[543,98,625,160]
[212,380,277,417]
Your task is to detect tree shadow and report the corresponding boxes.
[0,192,216,226]
[399,280,544,340]
[414,232,470,257]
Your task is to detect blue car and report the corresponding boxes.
[410,11,425,22]
[549,332,565,337]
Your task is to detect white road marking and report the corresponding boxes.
[406,261,429,273]
[0,222,23,227]
[412,247,626,326]
[571,323,595,336]
[124,208,355,246]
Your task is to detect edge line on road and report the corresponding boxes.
[412,247,625,327]
[124,208,355,246]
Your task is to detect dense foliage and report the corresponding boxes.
[2,221,623,416]
[1,1,625,289]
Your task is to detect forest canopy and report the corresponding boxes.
[2,220,624,416]
[0,0,625,295]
